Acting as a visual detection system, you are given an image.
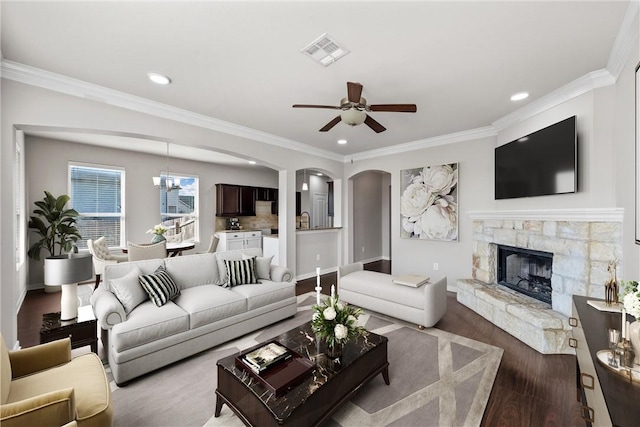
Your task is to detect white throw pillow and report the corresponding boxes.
[110,266,147,314]
[243,254,273,280]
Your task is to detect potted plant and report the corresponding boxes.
[28,191,81,260]
[28,191,82,294]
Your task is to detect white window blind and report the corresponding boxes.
[69,164,125,249]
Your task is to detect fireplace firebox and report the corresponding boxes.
[496,245,553,305]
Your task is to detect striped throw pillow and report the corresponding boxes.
[223,258,258,287]
[139,265,181,307]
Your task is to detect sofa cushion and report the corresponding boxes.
[174,286,247,329]
[230,281,296,311]
[224,258,258,287]
[339,270,425,310]
[216,248,262,286]
[164,253,219,289]
[243,254,273,280]
[139,265,181,307]
[110,266,147,314]
[111,301,189,352]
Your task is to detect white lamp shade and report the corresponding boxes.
[302,182,309,191]
[44,254,93,285]
[341,108,366,126]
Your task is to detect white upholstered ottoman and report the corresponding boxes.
[338,262,447,329]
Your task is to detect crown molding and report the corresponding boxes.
[348,126,498,162]
[0,60,344,162]
[467,208,624,222]
[491,69,615,132]
[606,0,639,81]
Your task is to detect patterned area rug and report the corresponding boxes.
[109,293,503,427]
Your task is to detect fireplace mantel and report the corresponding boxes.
[467,208,623,222]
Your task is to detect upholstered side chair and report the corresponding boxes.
[198,235,219,254]
[87,237,128,289]
[0,335,113,427]
[126,241,167,261]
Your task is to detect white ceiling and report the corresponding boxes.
[1,1,631,164]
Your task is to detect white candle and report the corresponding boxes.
[622,309,626,339]
[316,267,321,305]
[331,284,335,299]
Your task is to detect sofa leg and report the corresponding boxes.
[418,325,425,330]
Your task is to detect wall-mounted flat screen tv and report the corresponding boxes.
[495,116,577,200]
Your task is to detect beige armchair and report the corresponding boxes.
[1,336,113,427]
[127,241,167,261]
[87,237,128,289]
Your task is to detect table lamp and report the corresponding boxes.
[44,253,93,320]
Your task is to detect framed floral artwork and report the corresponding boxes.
[400,163,458,241]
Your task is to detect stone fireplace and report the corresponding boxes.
[497,245,553,304]
[457,208,623,354]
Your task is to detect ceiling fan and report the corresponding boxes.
[292,81,417,133]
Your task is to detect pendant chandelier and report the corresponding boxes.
[153,142,181,192]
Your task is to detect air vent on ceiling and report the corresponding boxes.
[301,33,350,67]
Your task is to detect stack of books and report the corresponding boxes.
[240,342,293,374]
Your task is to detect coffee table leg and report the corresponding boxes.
[215,393,224,417]
[382,365,390,385]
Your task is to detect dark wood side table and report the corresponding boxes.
[40,305,98,353]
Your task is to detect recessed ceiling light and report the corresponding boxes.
[510,92,529,101]
[248,160,256,165]
[148,73,171,85]
[317,173,323,176]
[337,139,348,145]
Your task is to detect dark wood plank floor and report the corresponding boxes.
[18,259,582,426]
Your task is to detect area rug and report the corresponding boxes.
[109,293,503,427]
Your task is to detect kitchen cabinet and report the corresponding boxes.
[216,184,256,217]
[270,190,299,216]
[256,187,277,202]
[216,231,262,252]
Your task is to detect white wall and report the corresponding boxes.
[381,173,391,259]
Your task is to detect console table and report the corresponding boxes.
[571,296,640,426]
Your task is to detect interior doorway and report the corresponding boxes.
[312,192,328,228]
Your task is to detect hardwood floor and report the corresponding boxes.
[18,259,582,426]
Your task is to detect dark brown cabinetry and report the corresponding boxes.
[256,187,277,202]
[216,184,256,217]
[327,181,334,217]
[296,191,301,216]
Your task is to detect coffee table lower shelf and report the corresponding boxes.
[214,322,389,427]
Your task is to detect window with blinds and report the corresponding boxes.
[69,164,125,250]
[159,173,198,242]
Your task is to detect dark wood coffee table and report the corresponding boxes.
[215,321,389,426]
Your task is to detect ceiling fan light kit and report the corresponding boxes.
[293,81,416,133]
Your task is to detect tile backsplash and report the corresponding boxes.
[215,201,278,231]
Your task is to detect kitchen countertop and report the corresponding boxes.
[264,227,343,238]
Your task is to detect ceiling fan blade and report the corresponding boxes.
[319,116,342,132]
[369,104,417,113]
[364,115,386,133]
[293,104,340,110]
[347,82,363,103]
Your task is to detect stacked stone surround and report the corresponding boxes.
[458,208,624,354]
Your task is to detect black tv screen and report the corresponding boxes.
[495,116,577,200]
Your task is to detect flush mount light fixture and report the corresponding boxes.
[248,160,256,165]
[337,139,348,145]
[510,92,529,101]
[317,173,323,176]
[148,72,171,85]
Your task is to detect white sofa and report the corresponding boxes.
[90,248,296,385]
[338,262,447,329]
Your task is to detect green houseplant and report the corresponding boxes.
[27,191,81,260]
